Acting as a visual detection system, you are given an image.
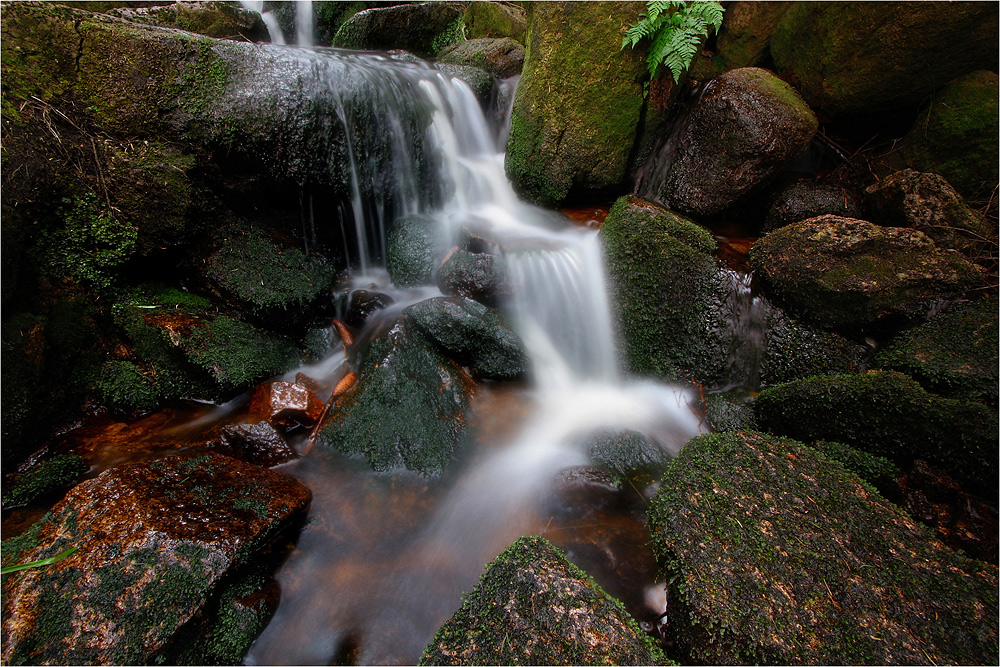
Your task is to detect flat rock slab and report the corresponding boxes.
[648,430,998,665]
[1,452,310,665]
[420,536,667,665]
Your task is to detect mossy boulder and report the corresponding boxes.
[874,296,998,405]
[436,248,511,306]
[315,317,475,474]
[1,454,88,511]
[403,297,528,381]
[753,370,998,495]
[505,1,647,207]
[749,215,985,331]
[436,36,525,79]
[648,430,998,665]
[636,67,817,217]
[762,180,866,234]
[386,214,448,288]
[585,430,672,488]
[462,1,527,43]
[202,225,339,327]
[865,169,996,259]
[106,1,270,42]
[769,2,999,118]
[894,71,999,201]
[710,1,790,71]
[599,195,728,384]
[0,452,311,665]
[332,2,466,58]
[110,284,301,406]
[420,536,668,665]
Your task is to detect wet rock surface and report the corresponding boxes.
[219,421,297,468]
[648,430,998,665]
[753,370,998,496]
[386,214,447,288]
[420,536,667,666]
[762,180,866,233]
[0,452,311,665]
[749,215,985,331]
[106,1,269,42]
[638,67,817,217]
[436,248,511,307]
[344,289,396,328]
[249,381,325,431]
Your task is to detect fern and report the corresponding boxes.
[622,0,724,83]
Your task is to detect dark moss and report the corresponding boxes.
[1,455,88,510]
[96,358,160,416]
[753,370,998,495]
[421,535,670,665]
[875,296,998,405]
[807,439,900,498]
[648,430,998,665]
[703,390,757,432]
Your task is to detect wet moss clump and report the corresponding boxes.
[874,296,998,405]
[421,536,670,665]
[648,430,998,665]
[386,214,446,288]
[600,196,728,384]
[753,370,998,495]
[1,455,88,510]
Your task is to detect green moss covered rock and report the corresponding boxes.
[0,452,311,665]
[895,70,999,201]
[648,430,998,665]
[637,67,817,217]
[462,1,527,43]
[332,2,465,58]
[753,370,998,495]
[875,296,998,405]
[710,1,790,72]
[505,1,647,206]
[749,215,985,331]
[436,36,525,79]
[1,455,88,511]
[316,317,475,474]
[106,1,269,42]
[403,296,528,381]
[420,536,668,665]
[600,195,728,384]
[769,2,999,118]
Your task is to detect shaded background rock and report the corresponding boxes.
[648,430,998,665]
[0,452,310,665]
[462,0,526,43]
[762,179,866,234]
[420,536,667,666]
[436,36,525,79]
[332,2,466,58]
[106,1,270,41]
[219,421,297,468]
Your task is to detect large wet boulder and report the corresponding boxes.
[874,296,998,405]
[462,1,527,43]
[331,2,465,58]
[386,214,447,288]
[505,1,647,206]
[865,169,996,258]
[315,317,475,474]
[762,180,866,234]
[749,215,985,331]
[753,370,998,495]
[106,1,270,41]
[403,297,528,381]
[600,196,727,384]
[648,430,998,665]
[436,36,525,79]
[0,452,311,665]
[769,2,999,118]
[420,536,667,666]
[636,67,817,217]
[436,248,511,306]
[893,71,999,201]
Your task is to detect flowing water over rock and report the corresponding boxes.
[179,44,702,664]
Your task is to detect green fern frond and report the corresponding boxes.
[622,0,725,83]
[685,1,724,33]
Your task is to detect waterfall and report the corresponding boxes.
[296,0,314,47]
[238,0,285,46]
[245,45,702,666]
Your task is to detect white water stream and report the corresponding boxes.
[241,44,703,665]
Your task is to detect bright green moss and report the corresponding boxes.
[1,455,88,510]
[96,359,159,415]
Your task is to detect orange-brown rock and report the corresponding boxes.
[249,381,325,430]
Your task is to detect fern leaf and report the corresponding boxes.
[686,1,725,33]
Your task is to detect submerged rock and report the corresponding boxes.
[637,67,817,217]
[332,2,465,58]
[404,297,528,381]
[437,37,525,79]
[769,2,998,118]
[762,180,866,233]
[420,536,667,666]
[0,452,311,665]
[315,318,475,474]
[584,429,671,488]
[749,215,985,331]
[344,289,395,328]
[505,1,647,206]
[649,431,998,665]
[865,169,996,258]
[874,296,998,405]
[894,71,999,201]
[219,421,297,468]
[753,370,998,495]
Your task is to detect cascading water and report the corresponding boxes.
[241,44,703,665]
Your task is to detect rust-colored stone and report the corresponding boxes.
[249,381,325,430]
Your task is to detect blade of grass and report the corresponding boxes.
[1,547,78,575]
